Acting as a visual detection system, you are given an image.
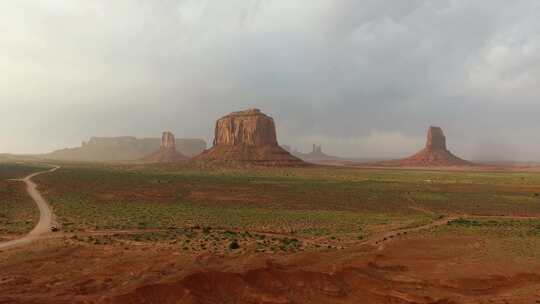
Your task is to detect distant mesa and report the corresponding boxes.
[45,136,206,162]
[143,131,189,163]
[292,145,342,163]
[384,126,471,167]
[305,144,326,159]
[193,108,304,166]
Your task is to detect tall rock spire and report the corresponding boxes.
[143,131,188,163]
[383,126,471,167]
[426,127,447,151]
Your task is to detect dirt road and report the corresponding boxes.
[0,165,60,250]
[364,215,460,249]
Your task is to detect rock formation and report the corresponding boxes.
[292,144,342,163]
[143,132,189,163]
[391,126,471,167]
[281,145,292,152]
[426,127,447,150]
[46,136,206,162]
[193,109,304,166]
[161,131,176,150]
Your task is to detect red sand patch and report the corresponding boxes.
[2,233,540,304]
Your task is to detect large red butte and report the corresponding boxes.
[194,109,304,166]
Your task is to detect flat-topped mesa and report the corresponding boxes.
[194,109,305,166]
[426,126,447,151]
[143,131,188,163]
[213,108,278,147]
[48,136,206,161]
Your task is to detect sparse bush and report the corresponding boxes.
[448,218,482,227]
[229,240,240,250]
[280,238,301,251]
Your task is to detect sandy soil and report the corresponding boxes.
[1,230,540,304]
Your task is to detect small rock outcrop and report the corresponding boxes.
[143,131,189,163]
[193,109,304,166]
[392,126,471,167]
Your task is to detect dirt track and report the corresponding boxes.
[0,165,60,250]
[364,215,460,249]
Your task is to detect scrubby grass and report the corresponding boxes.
[433,217,540,260]
[0,163,47,179]
[70,226,351,254]
[32,163,540,248]
[49,194,425,237]
[446,217,540,237]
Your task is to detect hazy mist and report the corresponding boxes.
[1,0,540,160]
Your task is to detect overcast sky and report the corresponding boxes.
[1,0,539,160]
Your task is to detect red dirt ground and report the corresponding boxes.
[1,233,539,304]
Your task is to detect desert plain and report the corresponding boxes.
[2,160,540,303]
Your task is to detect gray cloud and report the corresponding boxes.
[1,0,539,160]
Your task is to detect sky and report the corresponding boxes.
[1,0,540,160]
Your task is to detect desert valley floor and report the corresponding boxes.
[2,162,540,303]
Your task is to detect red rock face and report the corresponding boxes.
[213,109,278,146]
[381,126,471,167]
[161,131,176,150]
[194,109,304,166]
[143,131,188,163]
[426,127,446,150]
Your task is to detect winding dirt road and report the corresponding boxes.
[0,165,60,250]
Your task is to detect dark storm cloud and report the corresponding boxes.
[1,0,539,160]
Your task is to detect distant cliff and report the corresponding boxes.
[287,145,343,163]
[45,136,206,162]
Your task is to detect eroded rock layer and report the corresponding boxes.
[161,131,176,150]
[426,127,447,150]
[214,109,278,146]
[194,109,304,166]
